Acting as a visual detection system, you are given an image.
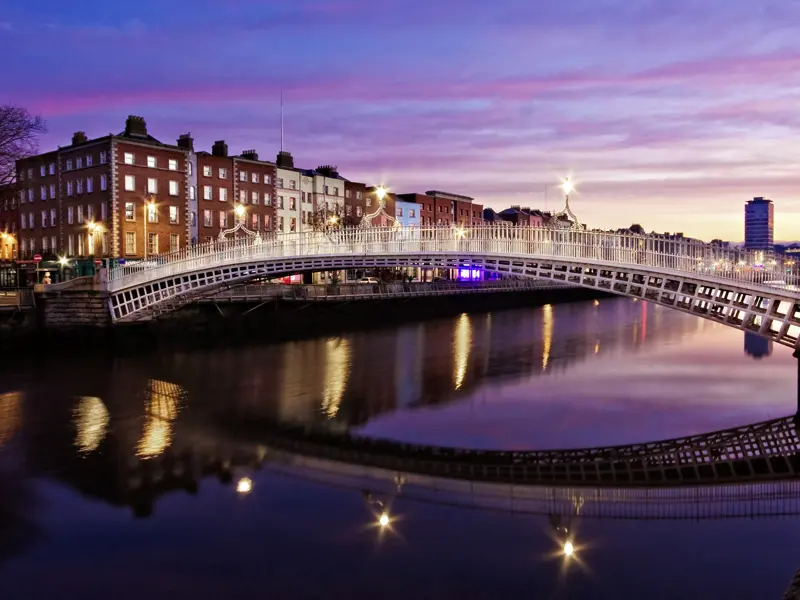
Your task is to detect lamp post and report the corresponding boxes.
[144,197,156,260]
[58,255,68,282]
[234,203,246,222]
[0,232,15,261]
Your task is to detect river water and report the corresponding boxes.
[0,297,798,599]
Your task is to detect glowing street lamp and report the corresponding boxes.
[234,203,246,220]
[455,226,466,239]
[563,540,575,557]
[378,511,390,528]
[236,477,253,495]
[328,214,339,226]
[375,185,387,202]
[561,178,574,197]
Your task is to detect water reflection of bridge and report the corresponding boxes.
[137,299,717,427]
[4,380,800,516]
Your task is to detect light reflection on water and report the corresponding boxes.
[0,297,799,599]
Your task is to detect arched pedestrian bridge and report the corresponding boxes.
[106,226,800,348]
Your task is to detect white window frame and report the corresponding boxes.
[125,175,136,192]
[169,205,179,224]
[168,159,178,171]
[147,156,157,168]
[203,185,212,200]
[169,180,179,196]
[147,178,158,194]
[124,153,135,165]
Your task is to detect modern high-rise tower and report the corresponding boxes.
[744,197,774,252]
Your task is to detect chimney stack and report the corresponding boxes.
[276,150,294,168]
[177,133,194,151]
[72,131,88,145]
[124,115,148,137]
[212,140,228,158]
[240,149,259,161]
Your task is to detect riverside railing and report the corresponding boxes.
[107,225,800,294]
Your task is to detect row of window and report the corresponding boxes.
[19,232,109,257]
[19,152,109,180]
[199,210,296,231]
[124,153,182,172]
[19,203,110,230]
[124,175,181,196]
[124,232,181,255]
[124,202,181,224]
[396,207,416,218]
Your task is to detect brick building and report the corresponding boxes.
[398,193,435,226]
[0,184,18,260]
[343,179,367,225]
[426,190,482,227]
[196,141,276,243]
[15,116,191,260]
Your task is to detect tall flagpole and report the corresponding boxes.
[280,90,284,152]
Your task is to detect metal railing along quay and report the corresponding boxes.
[201,279,573,304]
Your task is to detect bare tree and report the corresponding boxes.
[0,106,46,187]
[308,203,359,231]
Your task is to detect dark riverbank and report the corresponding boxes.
[0,286,609,357]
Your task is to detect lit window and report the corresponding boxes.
[264,174,271,184]
[170,233,179,252]
[48,163,55,175]
[251,191,258,205]
[264,192,271,206]
[168,159,178,171]
[39,165,45,177]
[251,173,258,183]
[203,185,212,200]
[219,188,228,202]
[218,168,227,179]
[219,211,227,228]
[125,203,135,221]
[147,156,157,168]
[124,175,135,191]
[169,180,179,196]
[124,153,134,165]
[148,233,157,255]
[125,231,136,254]
[276,178,283,188]
[169,206,179,224]
[203,165,211,177]
[187,162,192,176]
[189,186,195,200]
[147,204,157,223]
[203,209,212,227]
[240,171,247,182]
[147,178,158,194]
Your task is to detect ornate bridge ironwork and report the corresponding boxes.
[105,227,800,347]
[222,413,800,488]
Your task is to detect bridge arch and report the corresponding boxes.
[106,227,800,348]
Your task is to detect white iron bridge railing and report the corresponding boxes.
[107,225,800,294]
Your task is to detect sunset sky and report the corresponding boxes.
[3,0,800,241]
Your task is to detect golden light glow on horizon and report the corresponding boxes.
[137,379,183,459]
[322,338,351,417]
[0,392,22,448]
[453,312,472,390]
[74,396,109,454]
[542,304,553,370]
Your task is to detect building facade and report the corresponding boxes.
[196,142,276,243]
[394,198,421,228]
[0,184,18,260]
[15,116,191,260]
[744,196,774,253]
